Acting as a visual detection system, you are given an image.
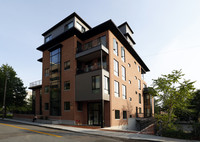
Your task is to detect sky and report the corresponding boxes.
[0,0,200,90]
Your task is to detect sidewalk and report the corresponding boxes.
[3,118,198,142]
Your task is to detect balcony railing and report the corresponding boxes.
[77,63,108,74]
[77,36,107,53]
[30,80,42,88]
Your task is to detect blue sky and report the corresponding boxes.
[0,0,200,90]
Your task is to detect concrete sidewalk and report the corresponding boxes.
[3,118,198,142]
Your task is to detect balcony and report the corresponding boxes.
[29,80,42,89]
[76,36,108,59]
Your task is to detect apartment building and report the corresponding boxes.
[29,12,153,128]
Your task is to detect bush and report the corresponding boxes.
[162,129,191,139]
[192,123,200,140]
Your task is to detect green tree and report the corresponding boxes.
[152,70,195,126]
[0,64,27,113]
[190,90,200,122]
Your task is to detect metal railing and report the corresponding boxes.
[30,80,42,87]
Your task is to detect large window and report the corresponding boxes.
[121,66,126,81]
[138,79,141,90]
[76,21,85,32]
[123,111,127,119]
[64,61,70,70]
[115,110,120,119]
[50,48,61,116]
[45,35,52,43]
[113,38,118,56]
[104,76,109,94]
[92,76,100,93]
[121,47,125,62]
[114,80,119,97]
[122,85,127,99]
[64,81,70,90]
[114,59,119,76]
[139,93,141,104]
[64,102,70,110]
[64,21,73,31]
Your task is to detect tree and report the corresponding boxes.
[0,64,27,114]
[190,90,200,122]
[151,70,195,126]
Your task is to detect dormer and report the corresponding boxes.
[42,12,91,43]
[118,22,135,46]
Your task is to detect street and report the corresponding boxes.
[0,120,149,142]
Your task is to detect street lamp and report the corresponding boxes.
[2,71,8,120]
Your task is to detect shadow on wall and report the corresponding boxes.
[118,100,133,128]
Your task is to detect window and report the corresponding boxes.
[104,76,109,94]
[64,21,73,31]
[64,81,70,90]
[64,61,70,70]
[134,61,136,65]
[123,111,127,119]
[129,97,132,101]
[135,76,137,80]
[92,76,100,93]
[129,80,131,84]
[64,102,70,110]
[45,86,49,94]
[114,80,119,97]
[139,93,141,104]
[138,79,141,90]
[76,22,85,32]
[128,63,131,67]
[135,91,137,94]
[121,47,125,62]
[114,59,119,76]
[113,39,118,56]
[115,110,120,119]
[122,85,126,99]
[45,35,52,43]
[121,66,126,81]
[45,103,49,110]
[45,68,49,77]
[77,102,83,111]
[139,107,142,114]
[138,65,140,72]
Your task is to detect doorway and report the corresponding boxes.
[88,103,101,126]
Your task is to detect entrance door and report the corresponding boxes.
[88,103,101,126]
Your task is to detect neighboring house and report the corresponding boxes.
[29,12,154,128]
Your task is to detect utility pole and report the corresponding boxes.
[2,73,8,119]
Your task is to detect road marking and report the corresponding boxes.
[0,123,62,138]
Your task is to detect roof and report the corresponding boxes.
[37,19,150,72]
[42,12,91,36]
[118,22,134,34]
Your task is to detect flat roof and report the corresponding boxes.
[42,12,91,36]
[37,19,149,72]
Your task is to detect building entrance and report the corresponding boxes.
[88,103,101,126]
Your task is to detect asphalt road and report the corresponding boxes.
[0,119,149,142]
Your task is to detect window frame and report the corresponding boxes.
[121,66,126,81]
[64,60,70,70]
[64,81,70,91]
[123,111,127,119]
[114,59,119,76]
[121,47,125,62]
[114,80,119,97]
[92,75,100,93]
[44,86,49,94]
[122,84,127,99]
[64,102,70,110]
[113,38,118,56]
[104,76,109,94]
[115,110,120,119]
